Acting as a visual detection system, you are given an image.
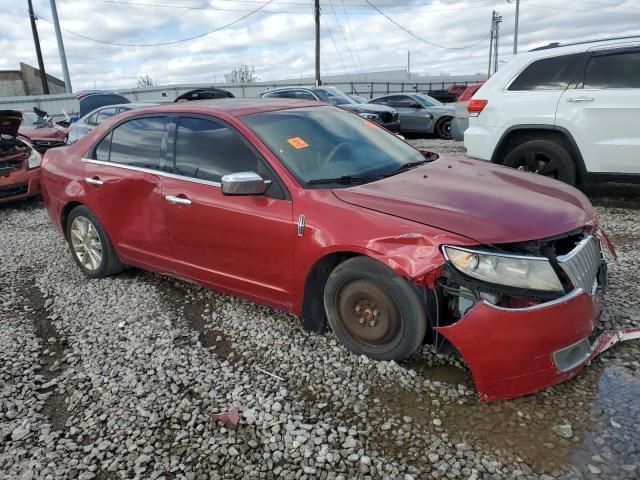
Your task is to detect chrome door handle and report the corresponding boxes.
[165,195,192,205]
[566,97,594,103]
[85,177,104,185]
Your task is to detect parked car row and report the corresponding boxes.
[36,98,619,402]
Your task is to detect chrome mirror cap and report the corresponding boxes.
[221,171,268,195]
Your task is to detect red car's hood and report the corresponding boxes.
[18,124,67,141]
[332,156,596,244]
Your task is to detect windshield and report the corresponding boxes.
[242,106,427,187]
[313,88,355,106]
[415,94,443,107]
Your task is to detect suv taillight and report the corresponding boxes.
[468,99,488,117]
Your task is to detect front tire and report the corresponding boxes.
[324,257,427,361]
[435,116,453,140]
[66,205,124,278]
[502,139,577,185]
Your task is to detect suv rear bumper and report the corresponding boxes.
[464,125,502,161]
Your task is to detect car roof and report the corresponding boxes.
[119,98,324,118]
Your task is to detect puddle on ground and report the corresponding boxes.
[404,359,473,387]
[371,347,640,476]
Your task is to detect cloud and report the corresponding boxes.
[0,0,637,90]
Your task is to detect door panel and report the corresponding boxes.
[557,89,640,173]
[556,50,640,174]
[161,178,294,306]
[83,162,175,272]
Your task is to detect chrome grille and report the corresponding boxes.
[558,235,601,295]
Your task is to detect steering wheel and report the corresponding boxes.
[323,142,351,169]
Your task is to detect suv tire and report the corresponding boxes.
[502,139,577,185]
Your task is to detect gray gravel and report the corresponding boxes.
[1,139,639,479]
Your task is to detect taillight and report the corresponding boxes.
[467,99,488,117]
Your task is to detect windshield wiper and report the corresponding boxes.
[306,175,385,185]
[387,159,431,176]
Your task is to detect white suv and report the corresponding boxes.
[464,37,640,185]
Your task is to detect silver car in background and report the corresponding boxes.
[368,93,454,139]
[67,103,157,144]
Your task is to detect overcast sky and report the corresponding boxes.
[1,0,638,90]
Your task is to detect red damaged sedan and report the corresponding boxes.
[1,110,43,203]
[40,99,633,401]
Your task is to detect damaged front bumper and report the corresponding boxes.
[428,231,639,402]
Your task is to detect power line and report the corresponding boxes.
[81,0,510,15]
[321,14,351,75]
[365,0,492,49]
[36,0,276,47]
[327,0,362,73]
[340,0,365,73]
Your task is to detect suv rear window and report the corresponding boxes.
[584,51,640,89]
[508,54,582,91]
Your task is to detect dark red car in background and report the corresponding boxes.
[18,110,68,153]
[41,99,620,401]
[1,110,43,203]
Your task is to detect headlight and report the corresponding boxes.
[443,246,564,292]
[27,148,42,169]
[358,112,379,121]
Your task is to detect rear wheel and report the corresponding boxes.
[324,257,427,361]
[435,116,453,140]
[502,139,577,185]
[66,206,124,278]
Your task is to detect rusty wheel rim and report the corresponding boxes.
[332,280,402,353]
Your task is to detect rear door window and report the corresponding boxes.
[508,53,582,91]
[96,108,117,124]
[584,51,640,89]
[172,117,260,183]
[109,116,167,170]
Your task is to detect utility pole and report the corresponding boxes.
[27,0,50,94]
[513,0,520,54]
[407,51,411,78]
[50,0,72,93]
[487,11,495,77]
[314,0,321,86]
[494,11,502,74]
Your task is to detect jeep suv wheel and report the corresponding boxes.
[502,139,577,185]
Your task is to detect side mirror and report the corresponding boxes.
[221,171,269,196]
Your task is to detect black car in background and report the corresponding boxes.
[260,86,401,132]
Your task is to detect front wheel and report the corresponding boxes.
[66,205,124,278]
[502,139,577,185]
[435,116,453,140]
[324,257,427,361]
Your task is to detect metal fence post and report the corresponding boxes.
[241,84,246,98]
[386,82,389,94]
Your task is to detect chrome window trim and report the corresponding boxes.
[81,158,222,187]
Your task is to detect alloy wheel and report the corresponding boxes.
[70,216,103,272]
[517,151,561,178]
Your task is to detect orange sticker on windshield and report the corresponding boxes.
[364,119,379,129]
[287,137,309,149]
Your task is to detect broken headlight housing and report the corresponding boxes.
[442,246,564,293]
[27,148,42,169]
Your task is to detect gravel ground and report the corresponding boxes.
[1,139,639,480]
